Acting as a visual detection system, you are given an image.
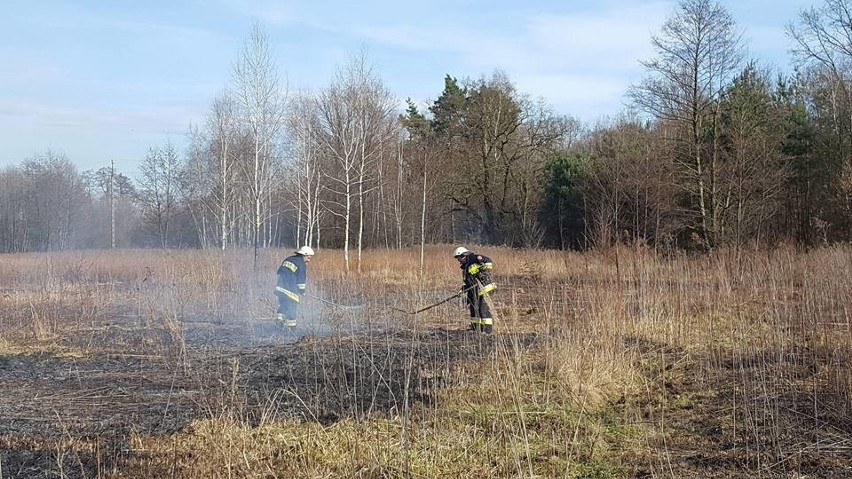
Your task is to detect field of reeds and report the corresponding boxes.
[0,244,850,478]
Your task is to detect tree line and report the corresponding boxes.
[2,0,852,258]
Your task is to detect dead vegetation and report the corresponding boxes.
[0,245,851,478]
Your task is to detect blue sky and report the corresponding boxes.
[1,0,811,175]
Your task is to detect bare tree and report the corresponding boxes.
[410,130,442,268]
[289,92,323,248]
[206,92,241,249]
[448,71,566,246]
[184,125,216,248]
[584,117,678,248]
[0,154,87,252]
[788,0,852,81]
[401,99,440,266]
[137,143,181,248]
[788,0,852,236]
[231,23,288,263]
[18,152,88,251]
[0,166,28,252]
[717,65,791,248]
[316,80,359,273]
[314,54,399,273]
[629,0,742,248]
[352,59,399,269]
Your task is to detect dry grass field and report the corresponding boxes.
[0,245,851,478]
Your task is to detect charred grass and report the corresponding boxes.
[0,245,851,477]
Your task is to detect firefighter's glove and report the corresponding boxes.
[467,264,481,275]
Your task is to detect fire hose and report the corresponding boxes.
[392,285,476,315]
[309,294,366,310]
[311,284,481,315]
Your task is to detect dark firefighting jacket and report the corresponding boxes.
[459,252,496,296]
[275,254,307,303]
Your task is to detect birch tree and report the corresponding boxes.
[289,92,323,248]
[231,23,288,263]
[206,92,240,249]
[401,99,442,269]
[315,54,398,273]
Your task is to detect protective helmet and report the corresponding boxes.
[296,245,315,256]
[453,246,469,258]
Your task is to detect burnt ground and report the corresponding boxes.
[0,307,529,478]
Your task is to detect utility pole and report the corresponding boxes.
[110,159,116,249]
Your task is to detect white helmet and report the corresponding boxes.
[296,245,315,256]
[453,246,469,257]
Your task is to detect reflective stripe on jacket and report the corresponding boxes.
[275,285,301,302]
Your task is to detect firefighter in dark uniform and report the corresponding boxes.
[453,246,497,333]
[274,246,315,328]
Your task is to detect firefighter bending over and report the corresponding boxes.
[453,246,497,333]
[275,246,315,328]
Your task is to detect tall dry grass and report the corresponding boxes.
[0,244,850,477]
